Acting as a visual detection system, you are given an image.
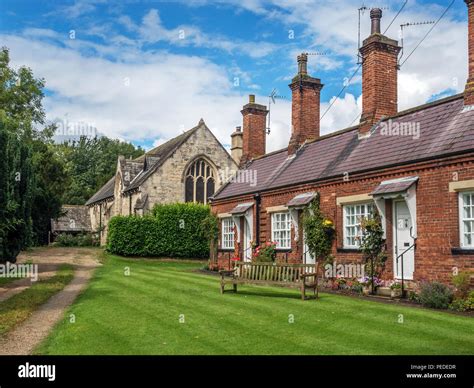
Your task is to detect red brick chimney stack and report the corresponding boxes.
[288,53,323,155]
[240,94,268,166]
[359,8,401,136]
[465,0,474,106]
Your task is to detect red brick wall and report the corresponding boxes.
[212,155,474,285]
[359,39,401,134]
[465,0,474,105]
[288,79,323,154]
[241,104,268,164]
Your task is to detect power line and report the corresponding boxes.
[320,0,408,122]
[399,0,456,67]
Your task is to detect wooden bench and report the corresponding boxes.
[220,262,319,301]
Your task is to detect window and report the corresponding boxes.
[271,212,291,249]
[343,203,373,248]
[221,218,235,250]
[460,192,474,248]
[185,158,215,204]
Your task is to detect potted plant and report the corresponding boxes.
[390,281,402,298]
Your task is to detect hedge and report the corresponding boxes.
[106,203,210,258]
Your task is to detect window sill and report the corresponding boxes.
[451,248,474,255]
[275,249,292,253]
[337,247,361,253]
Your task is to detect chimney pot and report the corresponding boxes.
[288,53,323,154]
[370,8,382,34]
[297,53,308,75]
[240,96,268,165]
[359,7,400,136]
[464,0,474,105]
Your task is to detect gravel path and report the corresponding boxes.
[0,247,101,355]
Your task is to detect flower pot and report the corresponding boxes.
[391,289,402,298]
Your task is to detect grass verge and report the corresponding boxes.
[0,264,74,336]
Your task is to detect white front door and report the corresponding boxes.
[243,219,252,262]
[393,200,415,280]
[303,234,315,265]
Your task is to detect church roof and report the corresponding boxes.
[51,205,92,232]
[85,120,203,206]
[124,122,202,193]
[214,94,474,200]
[85,176,115,206]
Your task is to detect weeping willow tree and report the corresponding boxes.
[0,113,33,263]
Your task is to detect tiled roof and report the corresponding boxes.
[85,176,115,206]
[134,194,148,210]
[86,122,203,205]
[124,124,201,192]
[214,94,474,200]
[229,202,254,214]
[51,205,92,232]
[287,192,317,207]
[371,176,418,196]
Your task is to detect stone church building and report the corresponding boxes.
[86,119,237,245]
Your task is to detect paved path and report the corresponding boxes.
[0,247,100,355]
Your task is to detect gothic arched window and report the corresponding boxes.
[185,158,215,204]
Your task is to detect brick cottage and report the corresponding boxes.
[210,5,474,287]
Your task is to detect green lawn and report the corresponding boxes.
[37,254,474,355]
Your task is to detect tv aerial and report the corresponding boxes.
[398,21,436,66]
[267,88,286,135]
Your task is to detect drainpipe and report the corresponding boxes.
[254,193,261,246]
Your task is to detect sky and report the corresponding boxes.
[0,0,468,152]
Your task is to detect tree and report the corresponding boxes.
[0,46,64,252]
[58,136,144,205]
[0,113,33,262]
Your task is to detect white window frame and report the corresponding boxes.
[459,191,474,249]
[271,212,291,250]
[221,218,235,250]
[343,203,374,248]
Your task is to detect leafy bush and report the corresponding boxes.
[107,203,210,258]
[449,290,474,312]
[418,282,453,309]
[54,233,98,247]
[452,271,472,299]
[302,196,335,264]
[253,241,277,262]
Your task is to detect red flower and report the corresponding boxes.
[231,257,241,261]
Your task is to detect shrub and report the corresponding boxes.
[449,290,474,312]
[452,271,472,299]
[54,233,98,247]
[302,196,335,264]
[107,203,210,258]
[418,282,453,309]
[253,241,277,262]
